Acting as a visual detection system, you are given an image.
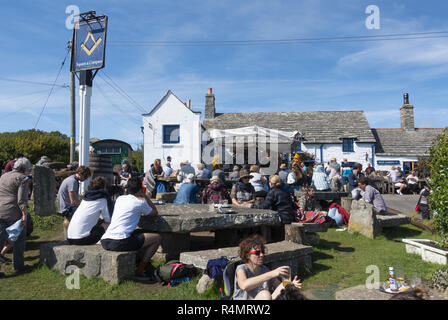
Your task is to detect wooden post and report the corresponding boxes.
[341,197,353,214]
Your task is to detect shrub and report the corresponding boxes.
[428,127,448,245]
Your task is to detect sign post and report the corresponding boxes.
[70,11,107,193]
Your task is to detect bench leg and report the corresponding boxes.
[154,232,191,261]
[214,229,240,248]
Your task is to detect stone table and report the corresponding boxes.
[335,284,448,300]
[138,204,281,260]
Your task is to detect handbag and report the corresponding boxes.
[6,219,23,242]
[415,194,423,212]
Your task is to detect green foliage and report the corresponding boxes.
[0,129,70,167]
[428,127,448,245]
[132,144,143,173]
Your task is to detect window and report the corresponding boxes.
[342,138,354,152]
[163,125,180,144]
[97,146,121,154]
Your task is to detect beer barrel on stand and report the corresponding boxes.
[89,154,113,186]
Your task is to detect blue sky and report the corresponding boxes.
[1,0,447,149]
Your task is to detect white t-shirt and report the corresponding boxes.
[249,172,265,192]
[101,195,152,240]
[67,198,110,239]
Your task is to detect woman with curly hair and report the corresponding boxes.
[233,234,302,300]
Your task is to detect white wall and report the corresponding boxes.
[143,93,202,172]
[302,142,375,168]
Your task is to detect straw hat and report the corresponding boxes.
[238,170,253,181]
[210,176,221,183]
[279,163,287,170]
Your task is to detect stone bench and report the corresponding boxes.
[285,223,329,246]
[155,192,178,203]
[376,212,411,228]
[40,241,137,284]
[180,240,314,277]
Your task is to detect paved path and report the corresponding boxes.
[383,194,420,214]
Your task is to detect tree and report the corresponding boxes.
[0,130,70,167]
[132,144,143,173]
[428,127,448,245]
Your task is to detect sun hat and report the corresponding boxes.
[280,163,287,170]
[238,170,253,181]
[210,176,221,183]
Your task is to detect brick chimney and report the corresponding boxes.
[187,99,191,109]
[205,88,215,119]
[400,93,415,131]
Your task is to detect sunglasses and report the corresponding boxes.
[248,249,266,256]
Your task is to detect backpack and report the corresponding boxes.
[154,260,197,286]
[221,259,244,300]
[206,256,230,279]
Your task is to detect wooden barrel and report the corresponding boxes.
[89,154,114,186]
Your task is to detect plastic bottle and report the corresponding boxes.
[388,267,399,292]
[169,277,190,287]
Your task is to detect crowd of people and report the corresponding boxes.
[0,152,432,299]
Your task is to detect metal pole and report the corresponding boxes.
[78,70,92,194]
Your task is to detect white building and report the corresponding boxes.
[142,90,202,172]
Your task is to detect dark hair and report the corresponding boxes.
[88,176,107,190]
[353,163,363,171]
[15,153,24,159]
[76,165,91,178]
[238,234,266,263]
[358,176,370,186]
[127,176,143,195]
[275,285,307,300]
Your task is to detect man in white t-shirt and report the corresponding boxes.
[101,176,161,281]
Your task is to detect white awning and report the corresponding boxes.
[208,125,300,144]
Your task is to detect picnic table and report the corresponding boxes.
[294,190,349,201]
[138,203,281,260]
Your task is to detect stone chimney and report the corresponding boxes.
[205,88,215,119]
[400,93,415,131]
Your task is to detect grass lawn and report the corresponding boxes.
[0,205,445,300]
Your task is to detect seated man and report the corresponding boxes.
[119,164,132,188]
[173,174,201,204]
[196,163,211,180]
[67,176,111,245]
[311,165,330,191]
[58,165,91,219]
[358,176,387,214]
[229,166,241,181]
[348,163,364,199]
[101,177,161,281]
[202,176,232,204]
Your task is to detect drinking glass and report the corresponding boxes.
[281,266,291,287]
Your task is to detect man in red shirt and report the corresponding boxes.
[4,153,24,173]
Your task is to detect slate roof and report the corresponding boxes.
[203,111,376,144]
[372,128,444,156]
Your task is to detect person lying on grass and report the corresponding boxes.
[233,234,302,300]
[101,176,161,281]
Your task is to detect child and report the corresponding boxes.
[0,219,23,263]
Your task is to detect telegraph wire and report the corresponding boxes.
[0,76,69,88]
[97,71,147,114]
[33,48,70,129]
[108,31,448,47]
[95,81,142,126]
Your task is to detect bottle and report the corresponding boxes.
[388,267,399,292]
[169,276,190,287]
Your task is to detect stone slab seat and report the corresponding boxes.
[179,240,313,277]
[376,212,411,228]
[40,241,137,284]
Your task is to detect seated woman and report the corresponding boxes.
[66,176,111,245]
[151,159,166,194]
[202,176,232,204]
[233,234,302,300]
[287,165,304,191]
[405,171,419,195]
[231,170,256,208]
[295,186,331,225]
[311,165,331,191]
[173,174,201,204]
[251,175,297,225]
